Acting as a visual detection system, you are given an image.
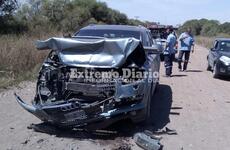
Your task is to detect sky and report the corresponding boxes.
[99,0,230,25]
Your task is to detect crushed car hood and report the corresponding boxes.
[36,37,145,68]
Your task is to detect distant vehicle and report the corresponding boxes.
[207,38,230,78]
[15,25,161,129]
[147,24,178,40]
[147,25,178,61]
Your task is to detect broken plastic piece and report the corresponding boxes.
[154,127,177,135]
[134,133,162,150]
[165,127,177,135]
[144,130,163,140]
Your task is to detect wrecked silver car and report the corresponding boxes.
[15,25,161,129]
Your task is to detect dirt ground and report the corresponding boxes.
[1,45,230,150]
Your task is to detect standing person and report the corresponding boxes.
[178,28,195,71]
[164,27,177,77]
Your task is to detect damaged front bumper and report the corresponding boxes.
[15,80,149,129]
[15,94,145,128]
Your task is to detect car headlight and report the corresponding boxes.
[219,56,230,66]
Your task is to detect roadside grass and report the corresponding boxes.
[0,64,41,89]
[196,36,215,49]
[196,34,230,49]
[0,32,60,89]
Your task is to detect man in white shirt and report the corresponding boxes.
[178,28,195,71]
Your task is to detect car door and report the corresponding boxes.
[147,31,160,72]
[209,41,219,67]
[145,30,160,91]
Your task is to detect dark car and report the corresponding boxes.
[207,38,230,78]
[15,25,161,129]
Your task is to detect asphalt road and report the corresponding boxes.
[0,45,230,150]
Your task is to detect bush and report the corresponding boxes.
[0,32,61,88]
[179,19,230,37]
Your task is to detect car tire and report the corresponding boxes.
[144,83,153,124]
[212,64,219,78]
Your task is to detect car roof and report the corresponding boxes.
[80,25,149,33]
[215,38,230,41]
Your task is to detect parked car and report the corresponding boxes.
[15,25,161,129]
[207,38,230,78]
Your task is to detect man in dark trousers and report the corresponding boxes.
[164,27,177,77]
[178,28,195,71]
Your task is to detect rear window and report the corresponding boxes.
[76,29,141,40]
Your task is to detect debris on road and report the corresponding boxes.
[154,127,177,135]
[134,133,162,150]
[27,124,33,130]
[112,143,132,150]
[165,127,177,135]
[37,139,44,144]
[144,130,163,140]
[170,112,180,115]
[27,123,58,134]
[94,130,118,135]
[21,139,30,145]
[171,107,183,110]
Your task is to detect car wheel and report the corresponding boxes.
[144,83,153,123]
[212,64,219,78]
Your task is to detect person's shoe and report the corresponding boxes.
[178,69,183,72]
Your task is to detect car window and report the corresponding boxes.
[76,29,141,40]
[145,31,151,46]
[141,31,151,47]
[147,31,154,46]
[219,41,230,51]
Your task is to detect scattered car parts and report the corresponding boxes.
[134,132,162,150]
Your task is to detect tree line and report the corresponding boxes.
[1,0,230,37]
[179,19,230,37]
[0,0,144,34]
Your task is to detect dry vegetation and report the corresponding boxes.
[196,34,230,48]
[196,36,215,48]
[0,32,61,88]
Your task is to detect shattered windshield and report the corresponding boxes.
[76,29,141,40]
